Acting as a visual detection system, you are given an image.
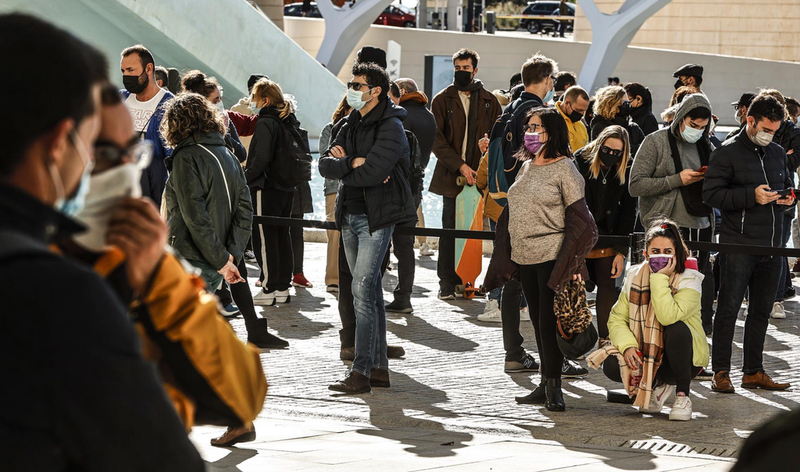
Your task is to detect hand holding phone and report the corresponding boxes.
[696,166,708,174]
[776,188,796,198]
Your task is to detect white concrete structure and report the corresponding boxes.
[1,0,344,136]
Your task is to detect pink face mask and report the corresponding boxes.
[648,255,673,273]
[524,132,545,155]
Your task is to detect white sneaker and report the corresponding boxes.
[419,243,434,256]
[639,383,675,414]
[772,301,787,319]
[520,306,530,321]
[253,290,276,306]
[275,289,291,304]
[669,395,693,421]
[477,300,501,323]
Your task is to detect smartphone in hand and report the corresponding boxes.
[776,188,796,198]
[696,166,708,173]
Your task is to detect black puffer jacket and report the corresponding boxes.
[320,99,417,232]
[244,106,297,192]
[703,127,792,247]
[165,133,253,269]
[590,115,645,157]
[630,105,659,136]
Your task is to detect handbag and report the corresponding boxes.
[554,278,598,359]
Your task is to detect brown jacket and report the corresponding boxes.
[476,152,503,222]
[430,84,502,198]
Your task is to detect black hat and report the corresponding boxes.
[247,74,269,93]
[356,46,387,69]
[732,92,755,108]
[673,63,703,78]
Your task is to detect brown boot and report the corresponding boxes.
[370,368,390,388]
[329,370,371,394]
[340,346,355,361]
[712,371,735,393]
[387,345,405,359]
[742,371,790,391]
[210,424,256,447]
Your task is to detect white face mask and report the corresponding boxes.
[72,163,143,252]
[753,129,774,147]
[215,101,225,114]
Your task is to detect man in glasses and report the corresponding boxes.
[726,92,755,141]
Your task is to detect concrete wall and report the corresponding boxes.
[574,0,800,63]
[1,0,344,136]
[286,17,800,126]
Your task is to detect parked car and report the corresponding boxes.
[284,2,415,27]
[519,1,574,35]
[283,2,322,18]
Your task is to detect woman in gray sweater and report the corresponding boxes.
[507,107,585,412]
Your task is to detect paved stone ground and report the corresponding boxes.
[195,241,800,470]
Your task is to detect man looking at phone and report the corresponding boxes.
[630,93,717,335]
[703,94,794,393]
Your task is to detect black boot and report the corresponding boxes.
[545,378,565,412]
[515,379,546,404]
[246,318,289,349]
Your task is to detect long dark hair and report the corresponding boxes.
[644,219,689,274]
[513,107,572,161]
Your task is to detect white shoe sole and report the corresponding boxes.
[326,286,339,293]
[477,312,502,323]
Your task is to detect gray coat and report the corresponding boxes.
[319,122,339,196]
[629,94,715,229]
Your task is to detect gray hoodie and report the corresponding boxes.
[629,94,715,229]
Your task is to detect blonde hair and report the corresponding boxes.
[758,88,789,119]
[251,78,296,120]
[581,125,630,184]
[593,86,626,120]
[160,92,225,148]
[661,85,700,122]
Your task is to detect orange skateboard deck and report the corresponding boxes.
[454,176,484,299]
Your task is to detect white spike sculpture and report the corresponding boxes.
[577,0,672,94]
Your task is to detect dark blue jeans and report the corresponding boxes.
[713,253,782,375]
[341,213,393,377]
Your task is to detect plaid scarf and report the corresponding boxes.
[628,264,681,408]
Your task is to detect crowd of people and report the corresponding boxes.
[2,11,799,469]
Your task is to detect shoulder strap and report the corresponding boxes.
[667,131,684,172]
[196,144,233,213]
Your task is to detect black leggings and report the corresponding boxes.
[519,260,561,379]
[216,258,261,326]
[586,256,616,339]
[290,211,304,275]
[603,321,699,394]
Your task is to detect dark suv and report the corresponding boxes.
[519,1,575,35]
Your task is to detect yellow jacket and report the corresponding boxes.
[556,101,589,154]
[476,152,504,222]
[91,247,267,431]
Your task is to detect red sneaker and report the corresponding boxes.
[292,273,313,288]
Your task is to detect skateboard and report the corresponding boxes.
[454,176,484,299]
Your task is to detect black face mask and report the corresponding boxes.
[617,101,632,118]
[453,70,473,89]
[674,78,684,90]
[599,150,622,168]
[567,109,584,123]
[123,70,148,95]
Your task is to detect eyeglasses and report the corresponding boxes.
[525,123,545,133]
[347,82,375,91]
[732,104,741,110]
[94,140,153,169]
[600,146,623,157]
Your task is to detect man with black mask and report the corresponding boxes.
[120,44,174,206]
[673,63,703,91]
[429,48,501,300]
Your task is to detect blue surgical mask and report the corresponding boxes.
[681,124,704,144]
[346,88,372,111]
[54,132,94,217]
[543,88,554,104]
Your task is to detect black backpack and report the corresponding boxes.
[265,115,313,188]
[405,130,424,208]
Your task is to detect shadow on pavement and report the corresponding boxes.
[387,312,480,352]
[205,446,258,472]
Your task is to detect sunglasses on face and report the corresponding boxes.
[600,146,623,157]
[347,82,375,91]
[94,140,153,169]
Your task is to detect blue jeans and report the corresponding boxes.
[713,253,782,374]
[341,213,393,377]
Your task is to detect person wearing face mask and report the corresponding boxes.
[574,126,636,348]
[726,92,754,141]
[555,85,590,153]
[588,220,707,421]
[119,44,174,207]
[430,48,502,300]
[623,82,659,136]
[672,63,703,91]
[590,86,644,157]
[0,14,204,470]
[630,94,716,338]
[703,94,795,394]
[60,83,270,449]
[320,62,417,393]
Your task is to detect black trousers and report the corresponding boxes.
[390,220,416,302]
[252,188,294,292]
[681,227,715,330]
[519,260,561,379]
[603,322,699,394]
[290,210,305,275]
[216,258,261,326]
[586,256,617,340]
[500,280,527,362]
[437,196,462,293]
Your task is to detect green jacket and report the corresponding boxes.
[165,133,253,271]
[608,262,709,368]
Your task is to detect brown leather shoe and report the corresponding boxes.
[341,346,405,361]
[370,368,390,388]
[329,370,371,394]
[712,371,735,393]
[210,424,256,447]
[742,371,790,391]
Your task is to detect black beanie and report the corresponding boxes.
[247,74,269,93]
[356,46,387,69]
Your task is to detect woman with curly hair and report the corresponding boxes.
[161,92,288,350]
[590,85,645,156]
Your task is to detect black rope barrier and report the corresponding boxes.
[254,216,800,258]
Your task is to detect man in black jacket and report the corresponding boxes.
[0,14,203,471]
[703,95,794,394]
[320,62,417,394]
